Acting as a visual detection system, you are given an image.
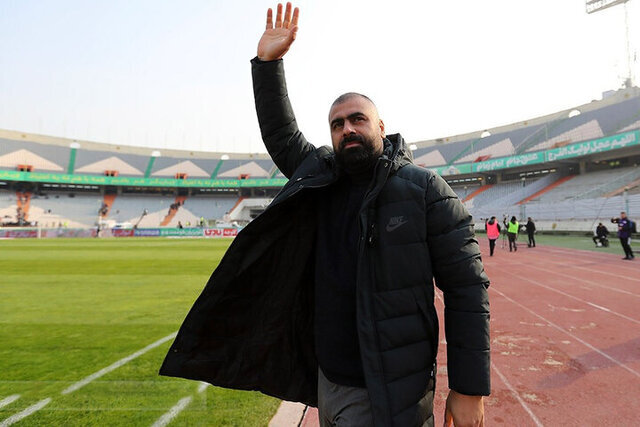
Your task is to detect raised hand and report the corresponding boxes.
[257,2,299,61]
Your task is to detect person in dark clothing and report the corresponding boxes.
[593,223,609,247]
[617,212,635,260]
[160,4,490,427]
[526,217,536,247]
[485,216,501,256]
[507,216,519,252]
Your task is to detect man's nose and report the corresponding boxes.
[342,121,356,135]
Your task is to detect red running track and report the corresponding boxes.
[300,241,640,426]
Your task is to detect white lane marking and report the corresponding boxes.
[150,396,192,427]
[511,259,640,298]
[500,269,640,325]
[491,362,544,427]
[0,395,20,410]
[62,332,177,395]
[197,382,208,393]
[531,247,640,279]
[491,287,640,378]
[0,398,51,427]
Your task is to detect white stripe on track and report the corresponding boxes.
[0,395,20,410]
[533,246,640,278]
[491,363,544,427]
[150,396,192,427]
[0,398,51,427]
[500,269,640,325]
[492,287,640,378]
[62,332,177,395]
[513,259,640,298]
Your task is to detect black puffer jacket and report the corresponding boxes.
[160,59,490,426]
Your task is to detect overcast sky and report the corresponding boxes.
[0,0,638,154]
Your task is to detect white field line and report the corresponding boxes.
[491,287,640,378]
[513,259,640,298]
[491,362,544,427]
[534,246,640,277]
[150,396,192,427]
[541,258,640,283]
[62,332,177,395]
[0,395,20,410]
[149,382,208,427]
[501,269,640,325]
[537,244,636,261]
[0,398,51,427]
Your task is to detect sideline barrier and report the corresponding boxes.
[0,228,96,238]
[203,228,238,238]
[114,227,240,238]
[0,227,240,239]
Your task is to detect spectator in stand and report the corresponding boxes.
[485,216,501,256]
[526,217,536,248]
[177,221,184,229]
[617,212,635,260]
[593,223,609,247]
[507,216,519,252]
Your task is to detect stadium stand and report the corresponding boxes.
[182,196,238,220]
[464,181,525,209]
[26,192,103,228]
[528,167,640,203]
[1,86,639,234]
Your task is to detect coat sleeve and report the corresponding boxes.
[251,57,316,178]
[425,172,491,396]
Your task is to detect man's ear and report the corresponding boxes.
[379,119,385,138]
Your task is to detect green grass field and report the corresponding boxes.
[0,238,279,426]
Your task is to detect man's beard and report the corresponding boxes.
[335,134,382,175]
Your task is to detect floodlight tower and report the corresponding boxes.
[586,0,635,87]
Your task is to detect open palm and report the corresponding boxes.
[257,3,299,61]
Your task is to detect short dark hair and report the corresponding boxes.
[331,92,376,109]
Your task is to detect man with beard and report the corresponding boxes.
[160,3,490,426]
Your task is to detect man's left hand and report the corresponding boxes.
[444,390,484,427]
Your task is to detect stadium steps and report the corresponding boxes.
[228,196,246,215]
[16,191,32,220]
[602,178,640,198]
[517,175,575,204]
[160,195,187,226]
[101,194,117,218]
[462,185,493,202]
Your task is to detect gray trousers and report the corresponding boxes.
[318,369,373,427]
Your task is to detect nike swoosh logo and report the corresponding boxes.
[386,221,408,232]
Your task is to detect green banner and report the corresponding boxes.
[2,130,638,184]
[431,163,472,176]
[545,130,639,162]
[0,170,288,188]
[430,130,639,175]
[472,152,545,172]
[159,228,203,237]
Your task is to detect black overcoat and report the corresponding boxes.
[160,59,490,427]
